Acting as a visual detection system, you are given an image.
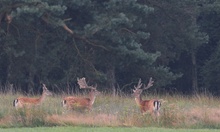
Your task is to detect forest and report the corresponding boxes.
[0,0,220,95]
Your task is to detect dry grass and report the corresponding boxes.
[184,107,220,127]
[0,92,220,128]
[46,113,119,126]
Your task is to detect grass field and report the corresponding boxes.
[0,126,219,132]
[0,92,220,129]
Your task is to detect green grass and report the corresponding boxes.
[0,126,219,132]
[0,92,220,129]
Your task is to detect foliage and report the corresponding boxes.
[197,0,220,95]
[0,0,181,94]
[0,0,219,95]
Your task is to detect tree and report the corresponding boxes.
[142,0,208,94]
[74,0,181,95]
[198,0,220,95]
[0,0,192,95]
[0,0,71,93]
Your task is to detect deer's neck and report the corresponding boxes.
[135,95,143,106]
[89,93,96,105]
[38,93,46,104]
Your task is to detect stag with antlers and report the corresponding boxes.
[133,77,161,116]
[62,77,100,111]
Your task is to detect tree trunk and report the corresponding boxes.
[27,71,35,94]
[106,65,116,96]
[191,52,198,94]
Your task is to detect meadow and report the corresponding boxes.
[0,126,219,132]
[0,91,220,130]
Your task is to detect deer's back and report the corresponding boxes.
[17,97,40,104]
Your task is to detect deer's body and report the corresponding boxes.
[62,92,97,110]
[13,84,52,109]
[62,77,100,111]
[133,78,161,116]
[134,94,161,116]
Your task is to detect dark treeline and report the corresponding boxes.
[0,0,219,95]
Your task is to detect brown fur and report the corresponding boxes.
[139,100,155,113]
[62,89,100,111]
[62,77,100,111]
[13,84,52,109]
[135,96,160,115]
[133,78,161,116]
[63,97,91,110]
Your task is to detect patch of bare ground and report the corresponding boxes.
[46,113,120,126]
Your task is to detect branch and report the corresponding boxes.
[72,39,98,73]
[120,28,135,35]
[72,34,109,50]
[62,24,73,34]
[41,13,108,51]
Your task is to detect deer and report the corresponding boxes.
[133,77,161,116]
[13,84,52,109]
[62,77,100,111]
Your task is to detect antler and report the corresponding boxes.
[134,78,143,90]
[77,77,97,90]
[143,77,154,90]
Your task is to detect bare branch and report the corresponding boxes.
[72,34,109,50]
[62,24,73,34]
[120,28,135,35]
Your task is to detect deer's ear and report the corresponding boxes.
[133,89,136,92]
[42,84,47,90]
